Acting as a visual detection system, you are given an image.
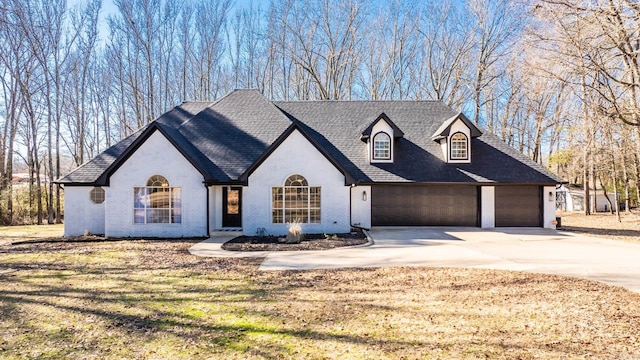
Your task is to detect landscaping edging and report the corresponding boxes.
[221,229,370,252]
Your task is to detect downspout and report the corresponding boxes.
[349,184,353,228]
[205,184,210,236]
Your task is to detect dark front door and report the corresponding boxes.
[222,187,242,228]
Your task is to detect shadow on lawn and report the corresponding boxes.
[0,268,428,359]
[2,239,638,358]
[562,226,640,239]
[1,268,603,358]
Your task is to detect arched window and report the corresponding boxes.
[134,175,182,224]
[450,132,468,160]
[284,174,308,187]
[272,174,321,224]
[372,132,391,160]
[146,175,169,187]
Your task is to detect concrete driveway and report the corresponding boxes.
[190,227,640,293]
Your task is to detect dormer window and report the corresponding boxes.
[431,113,481,164]
[373,132,391,160]
[450,132,468,160]
[362,113,403,164]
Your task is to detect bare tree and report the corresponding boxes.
[415,1,473,109]
[467,0,522,126]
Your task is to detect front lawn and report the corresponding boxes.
[1,238,639,359]
[0,224,63,245]
[560,211,640,243]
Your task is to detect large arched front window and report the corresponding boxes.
[372,132,391,160]
[450,132,468,160]
[272,174,321,223]
[134,175,182,224]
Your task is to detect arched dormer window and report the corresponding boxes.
[272,174,321,224]
[134,175,182,224]
[450,132,468,160]
[373,132,391,160]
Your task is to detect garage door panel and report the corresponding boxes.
[495,186,541,227]
[372,185,478,226]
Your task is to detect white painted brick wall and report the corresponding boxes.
[543,185,557,229]
[481,186,495,228]
[105,131,207,238]
[350,186,371,229]
[244,129,350,236]
[63,186,105,236]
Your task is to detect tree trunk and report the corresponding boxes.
[621,133,631,214]
[584,145,591,215]
[608,128,621,222]
[599,176,613,214]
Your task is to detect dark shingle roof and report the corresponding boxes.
[58,101,211,184]
[58,89,562,185]
[175,89,292,180]
[274,100,562,184]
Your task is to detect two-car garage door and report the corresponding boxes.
[372,185,478,226]
[371,185,542,227]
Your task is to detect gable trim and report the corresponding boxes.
[432,112,482,141]
[361,112,405,142]
[239,122,356,186]
[95,123,212,186]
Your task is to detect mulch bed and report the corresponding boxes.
[221,229,368,251]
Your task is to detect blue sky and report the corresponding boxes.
[70,0,270,42]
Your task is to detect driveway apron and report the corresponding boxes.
[190,227,640,293]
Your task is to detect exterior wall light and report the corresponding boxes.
[548,191,554,202]
[362,190,367,201]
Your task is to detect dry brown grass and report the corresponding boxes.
[1,238,639,359]
[559,211,640,243]
[0,224,63,245]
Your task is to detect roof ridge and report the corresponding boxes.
[173,100,219,131]
[177,89,288,132]
[273,99,444,103]
[178,89,264,105]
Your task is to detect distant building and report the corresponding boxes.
[556,184,623,212]
[9,173,51,187]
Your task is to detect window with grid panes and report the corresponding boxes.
[450,132,468,160]
[372,132,391,160]
[133,175,182,224]
[90,187,105,204]
[272,174,320,223]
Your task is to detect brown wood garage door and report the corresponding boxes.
[495,186,541,227]
[372,185,478,226]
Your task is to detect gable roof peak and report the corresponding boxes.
[239,121,356,185]
[431,112,482,140]
[361,112,405,141]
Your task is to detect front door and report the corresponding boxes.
[222,187,242,228]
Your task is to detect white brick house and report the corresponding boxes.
[58,90,561,237]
